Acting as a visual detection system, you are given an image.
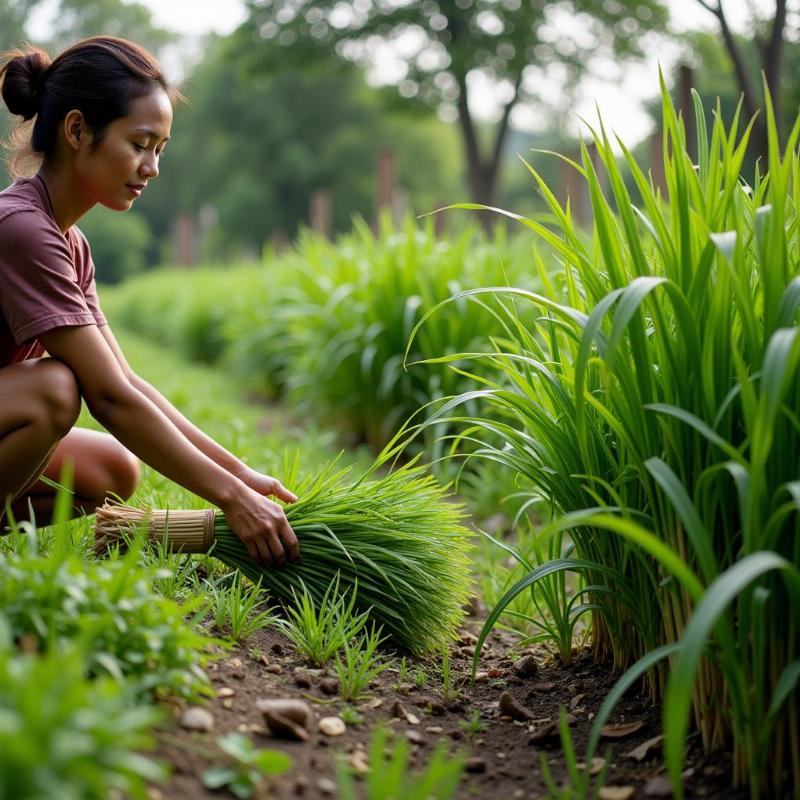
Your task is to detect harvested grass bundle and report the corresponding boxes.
[95,460,473,654]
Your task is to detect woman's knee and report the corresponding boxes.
[34,360,81,436]
[110,447,140,501]
[90,438,140,502]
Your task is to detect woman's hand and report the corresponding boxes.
[220,480,300,567]
[236,465,299,504]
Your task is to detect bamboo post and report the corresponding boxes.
[310,189,333,238]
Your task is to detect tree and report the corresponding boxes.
[0,0,37,51]
[232,0,669,213]
[46,0,173,54]
[135,37,463,259]
[693,0,797,157]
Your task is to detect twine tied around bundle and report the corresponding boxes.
[94,501,217,556]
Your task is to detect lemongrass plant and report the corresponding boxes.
[96,456,473,655]
[403,77,800,798]
[275,214,537,453]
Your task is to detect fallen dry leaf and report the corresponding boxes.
[600,720,645,739]
[350,750,369,774]
[576,757,607,776]
[626,734,664,761]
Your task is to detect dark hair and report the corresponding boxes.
[0,36,178,176]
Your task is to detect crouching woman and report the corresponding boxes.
[0,36,299,567]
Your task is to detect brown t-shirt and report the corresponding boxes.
[0,175,107,368]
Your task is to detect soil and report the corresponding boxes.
[148,614,747,800]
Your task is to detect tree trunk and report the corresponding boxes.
[695,0,788,161]
[453,68,521,231]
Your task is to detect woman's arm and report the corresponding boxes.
[38,324,299,566]
[98,326,296,503]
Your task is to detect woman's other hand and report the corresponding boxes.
[235,465,299,504]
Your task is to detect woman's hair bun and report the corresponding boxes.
[0,48,52,121]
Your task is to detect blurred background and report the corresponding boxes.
[1,0,797,283]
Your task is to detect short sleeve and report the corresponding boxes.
[0,208,99,345]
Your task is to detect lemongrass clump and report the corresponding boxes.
[96,459,473,655]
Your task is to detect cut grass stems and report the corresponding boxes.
[402,79,800,798]
[95,456,473,655]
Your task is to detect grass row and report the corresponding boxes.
[402,81,800,799]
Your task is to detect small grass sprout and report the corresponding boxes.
[276,576,369,667]
[201,733,291,799]
[413,666,428,689]
[459,709,487,742]
[206,574,273,643]
[338,705,365,726]
[438,648,460,703]
[394,655,409,687]
[334,624,390,701]
[336,725,465,800]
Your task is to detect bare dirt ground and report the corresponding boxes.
[149,614,746,800]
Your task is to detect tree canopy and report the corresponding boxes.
[232,0,670,208]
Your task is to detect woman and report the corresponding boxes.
[0,36,299,567]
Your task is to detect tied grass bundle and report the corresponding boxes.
[95,460,473,654]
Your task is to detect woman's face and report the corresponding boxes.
[74,88,173,211]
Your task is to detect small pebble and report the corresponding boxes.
[266,664,283,675]
[294,672,313,689]
[644,775,673,797]
[222,699,233,709]
[317,777,337,796]
[598,788,635,800]
[405,730,424,745]
[528,721,560,746]
[216,687,235,698]
[426,699,446,715]
[425,726,443,734]
[320,677,339,696]
[499,692,535,721]
[512,654,539,678]
[179,707,214,732]
[319,716,346,736]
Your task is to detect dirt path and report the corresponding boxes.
[149,617,743,800]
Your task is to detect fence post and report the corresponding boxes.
[375,147,395,230]
[310,189,333,238]
[173,211,197,267]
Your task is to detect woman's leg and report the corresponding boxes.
[0,358,81,513]
[10,427,141,526]
[1,358,140,528]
